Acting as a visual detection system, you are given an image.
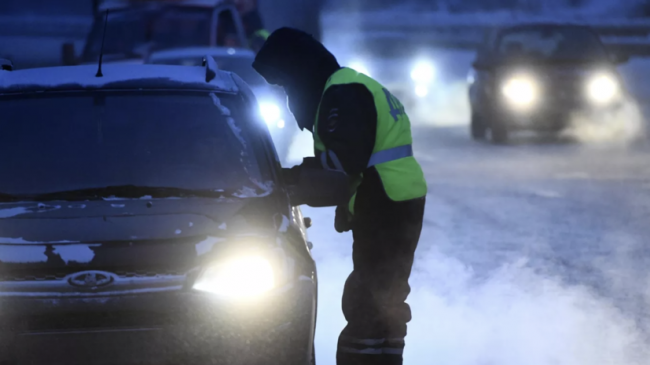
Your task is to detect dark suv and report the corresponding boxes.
[0,60,338,365]
[468,23,629,144]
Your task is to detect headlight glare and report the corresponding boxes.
[587,73,619,104]
[414,85,429,98]
[502,76,539,108]
[259,102,281,125]
[411,61,435,83]
[193,255,275,298]
[349,61,371,77]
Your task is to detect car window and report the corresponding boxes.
[83,10,155,61]
[82,7,214,62]
[150,7,213,49]
[496,27,607,61]
[216,9,244,48]
[0,92,267,195]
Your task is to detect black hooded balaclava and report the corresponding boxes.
[252,27,341,132]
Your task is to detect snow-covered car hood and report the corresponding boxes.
[0,198,283,267]
[0,198,252,243]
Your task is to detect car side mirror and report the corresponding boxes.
[62,42,78,66]
[287,169,349,207]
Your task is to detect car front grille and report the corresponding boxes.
[0,266,192,283]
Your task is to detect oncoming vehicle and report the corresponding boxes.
[0,60,346,365]
[146,46,299,162]
[468,23,630,144]
[63,0,247,65]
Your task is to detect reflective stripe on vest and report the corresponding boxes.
[321,149,345,172]
[367,144,413,167]
[313,68,427,208]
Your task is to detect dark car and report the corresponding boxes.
[468,23,630,144]
[0,61,343,365]
[63,0,248,66]
[146,47,300,163]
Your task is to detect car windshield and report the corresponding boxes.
[496,27,608,61]
[82,7,213,62]
[0,92,265,196]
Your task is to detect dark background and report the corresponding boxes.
[0,0,645,15]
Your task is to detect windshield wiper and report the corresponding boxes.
[28,185,231,201]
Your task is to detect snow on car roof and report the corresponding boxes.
[99,0,228,11]
[148,47,255,62]
[0,64,239,94]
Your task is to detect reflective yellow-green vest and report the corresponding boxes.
[253,29,270,40]
[313,68,427,213]
[249,29,270,50]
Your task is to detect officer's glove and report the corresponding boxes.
[334,205,353,233]
[281,166,301,185]
[281,157,321,185]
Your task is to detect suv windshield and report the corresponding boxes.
[0,92,265,196]
[497,27,608,61]
[82,7,214,63]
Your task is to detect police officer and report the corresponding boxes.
[252,28,427,365]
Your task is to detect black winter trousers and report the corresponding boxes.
[336,193,425,365]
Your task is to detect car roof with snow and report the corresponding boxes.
[99,0,230,11]
[149,47,255,62]
[495,22,595,34]
[0,63,240,95]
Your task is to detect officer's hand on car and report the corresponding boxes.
[281,157,320,185]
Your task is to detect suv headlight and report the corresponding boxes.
[410,61,435,83]
[502,75,539,108]
[586,73,620,104]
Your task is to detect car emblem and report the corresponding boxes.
[68,271,115,289]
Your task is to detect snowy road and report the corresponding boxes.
[305,126,650,365]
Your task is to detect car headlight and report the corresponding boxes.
[259,102,284,128]
[586,73,620,104]
[193,255,276,298]
[410,61,435,83]
[349,60,371,77]
[502,75,539,108]
[414,85,429,98]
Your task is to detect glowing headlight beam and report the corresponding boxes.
[349,61,371,77]
[193,256,275,298]
[502,76,539,108]
[414,85,429,98]
[587,73,619,104]
[410,61,435,83]
[259,102,281,125]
